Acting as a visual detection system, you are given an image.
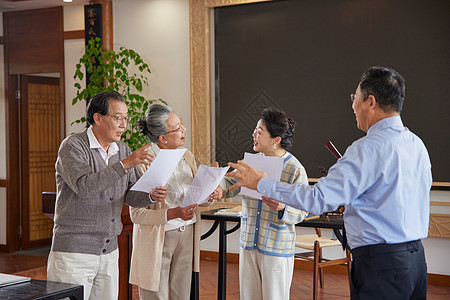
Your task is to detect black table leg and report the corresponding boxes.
[199,212,240,300]
[333,228,343,243]
[333,228,350,250]
[218,219,227,300]
[190,271,199,300]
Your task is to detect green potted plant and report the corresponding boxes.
[72,37,166,151]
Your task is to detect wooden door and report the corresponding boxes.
[20,75,61,249]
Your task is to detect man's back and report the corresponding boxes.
[338,116,432,248]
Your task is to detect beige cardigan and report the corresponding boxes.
[128,149,202,292]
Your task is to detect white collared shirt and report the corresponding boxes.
[87,127,119,165]
[149,143,196,231]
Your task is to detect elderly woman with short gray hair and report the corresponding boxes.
[128,103,221,300]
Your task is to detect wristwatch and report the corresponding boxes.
[278,208,285,219]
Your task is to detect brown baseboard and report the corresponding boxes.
[200,250,450,287]
[201,250,239,264]
[428,273,450,287]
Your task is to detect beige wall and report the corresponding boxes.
[113,0,192,149]
[63,0,192,147]
[63,5,86,135]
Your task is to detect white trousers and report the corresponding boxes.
[47,249,119,300]
[239,248,294,300]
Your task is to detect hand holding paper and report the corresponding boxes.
[167,204,198,221]
[180,165,230,207]
[209,185,223,201]
[121,143,154,170]
[208,161,223,201]
[261,196,285,211]
[149,186,168,202]
[131,149,186,193]
[236,152,283,199]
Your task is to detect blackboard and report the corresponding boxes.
[214,0,450,183]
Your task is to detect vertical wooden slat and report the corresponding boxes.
[27,79,60,241]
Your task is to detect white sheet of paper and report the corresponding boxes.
[180,165,230,207]
[240,152,284,199]
[130,148,186,193]
[0,273,31,287]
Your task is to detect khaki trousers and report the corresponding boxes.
[239,248,294,300]
[47,249,119,300]
[139,224,194,300]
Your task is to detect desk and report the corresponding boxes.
[0,279,83,300]
[299,214,344,244]
[196,210,344,300]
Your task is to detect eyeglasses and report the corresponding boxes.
[167,118,184,134]
[350,94,356,103]
[107,114,130,124]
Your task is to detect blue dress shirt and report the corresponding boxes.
[258,116,432,249]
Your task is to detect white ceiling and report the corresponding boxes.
[0,0,89,12]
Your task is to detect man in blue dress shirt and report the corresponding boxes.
[227,66,432,299]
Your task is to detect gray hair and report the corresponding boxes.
[86,91,125,125]
[137,103,173,143]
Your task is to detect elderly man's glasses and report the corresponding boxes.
[107,114,130,124]
[167,118,184,134]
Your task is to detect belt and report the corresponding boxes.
[351,240,422,258]
[167,224,192,232]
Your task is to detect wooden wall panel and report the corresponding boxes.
[5,7,63,74]
[429,214,450,239]
[3,6,64,252]
[118,222,133,300]
[63,30,84,40]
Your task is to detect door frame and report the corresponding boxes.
[3,7,65,252]
[2,74,20,252]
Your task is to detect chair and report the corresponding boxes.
[294,228,351,300]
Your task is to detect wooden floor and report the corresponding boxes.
[1,251,449,299]
[196,260,450,300]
